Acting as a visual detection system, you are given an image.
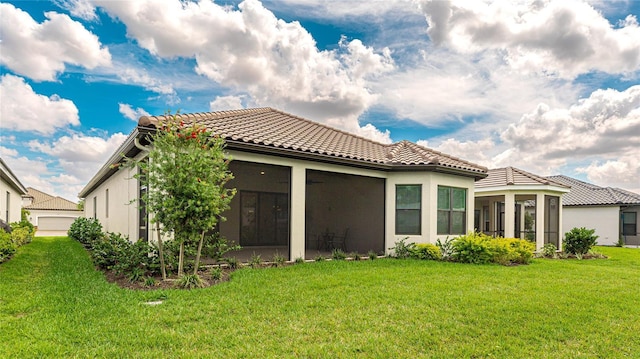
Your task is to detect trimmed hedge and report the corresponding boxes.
[451,232,535,265]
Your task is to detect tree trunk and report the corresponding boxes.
[155,222,167,280]
[193,231,206,275]
[178,240,185,277]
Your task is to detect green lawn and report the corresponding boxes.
[1,237,639,358]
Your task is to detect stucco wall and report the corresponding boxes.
[562,206,619,246]
[0,179,24,223]
[84,162,139,240]
[385,171,476,250]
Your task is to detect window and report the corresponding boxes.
[622,212,637,236]
[396,185,421,235]
[5,191,9,222]
[437,186,466,235]
[93,196,97,219]
[105,189,109,218]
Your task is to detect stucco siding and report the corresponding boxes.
[562,206,619,246]
[84,162,139,241]
[1,180,24,223]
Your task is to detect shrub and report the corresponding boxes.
[331,248,347,260]
[412,243,441,260]
[0,231,16,263]
[389,237,415,259]
[272,252,286,267]
[539,243,557,258]
[249,253,262,268]
[294,257,305,264]
[91,232,158,277]
[211,267,223,281]
[10,227,32,247]
[177,274,204,289]
[350,252,362,260]
[68,217,104,246]
[436,237,454,261]
[451,232,494,264]
[564,227,598,256]
[367,250,377,260]
[226,257,239,269]
[450,232,535,265]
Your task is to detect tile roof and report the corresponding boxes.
[547,175,640,206]
[475,167,569,189]
[24,187,80,211]
[139,107,487,174]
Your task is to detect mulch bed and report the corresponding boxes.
[103,266,235,290]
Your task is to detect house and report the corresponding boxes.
[474,167,570,250]
[22,187,82,236]
[547,175,640,246]
[79,108,487,260]
[0,157,28,226]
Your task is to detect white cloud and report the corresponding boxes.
[92,0,394,142]
[424,85,640,190]
[374,47,580,126]
[0,74,80,135]
[416,0,640,78]
[28,132,128,184]
[577,154,640,193]
[119,103,150,121]
[209,95,246,111]
[0,3,111,81]
[54,0,98,21]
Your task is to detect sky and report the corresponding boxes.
[1,0,639,202]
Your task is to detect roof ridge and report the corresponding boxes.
[548,175,602,189]
[410,141,487,171]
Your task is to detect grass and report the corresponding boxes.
[1,237,639,358]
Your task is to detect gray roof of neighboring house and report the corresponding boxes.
[547,175,640,206]
[0,157,27,195]
[139,108,488,173]
[24,187,80,211]
[475,167,569,189]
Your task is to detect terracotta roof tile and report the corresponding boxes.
[476,167,569,188]
[547,175,640,206]
[139,108,486,174]
[24,187,80,211]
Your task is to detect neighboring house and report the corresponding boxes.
[547,175,640,246]
[0,157,28,225]
[474,167,570,250]
[79,108,487,260]
[22,187,82,236]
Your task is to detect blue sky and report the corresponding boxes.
[1,0,639,201]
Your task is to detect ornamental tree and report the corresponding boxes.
[133,114,236,282]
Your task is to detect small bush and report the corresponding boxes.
[412,243,441,260]
[450,232,534,265]
[10,227,32,247]
[272,252,286,267]
[68,217,104,246]
[436,237,454,261]
[0,231,16,263]
[350,252,362,260]
[332,248,347,260]
[451,232,494,264]
[539,243,557,258]
[564,227,598,256]
[91,232,158,277]
[177,274,204,289]
[211,267,223,281]
[367,250,377,260]
[226,257,239,269]
[389,237,415,259]
[314,255,325,262]
[249,252,262,268]
[294,257,305,264]
[144,276,156,287]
